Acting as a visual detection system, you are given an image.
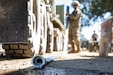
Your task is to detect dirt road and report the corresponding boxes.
[0,50,113,75]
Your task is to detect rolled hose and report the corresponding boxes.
[32,54,62,68]
[31,55,46,68]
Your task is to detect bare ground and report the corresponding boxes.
[0,50,113,75]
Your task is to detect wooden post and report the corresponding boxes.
[99,17,113,56]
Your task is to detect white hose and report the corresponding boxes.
[32,53,63,68]
[31,55,46,68]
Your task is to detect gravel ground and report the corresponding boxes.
[0,50,113,75]
[47,51,113,73]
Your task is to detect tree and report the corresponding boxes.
[79,0,113,26]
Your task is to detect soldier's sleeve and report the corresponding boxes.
[69,10,82,20]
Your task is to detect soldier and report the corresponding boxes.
[92,30,98,41]
[66,0,82,53]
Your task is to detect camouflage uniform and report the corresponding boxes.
[68,8,82,52]
[92,32,98,41]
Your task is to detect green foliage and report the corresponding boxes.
[79,0,113,26]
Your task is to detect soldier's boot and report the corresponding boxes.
[76,43,81,53]
[68,43,76,53]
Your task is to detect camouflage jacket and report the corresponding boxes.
[68,8,82,29]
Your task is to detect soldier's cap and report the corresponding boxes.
[72,0,80,6]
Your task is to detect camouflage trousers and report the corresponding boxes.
[68,26,81,52]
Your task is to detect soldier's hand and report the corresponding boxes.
[66,12,70,16]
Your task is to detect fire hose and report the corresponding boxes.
[31,54,62,69]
